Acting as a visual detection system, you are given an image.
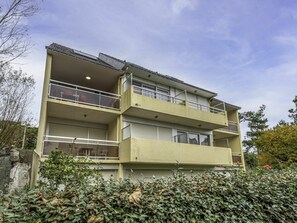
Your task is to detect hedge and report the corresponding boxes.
[0,168,296,222]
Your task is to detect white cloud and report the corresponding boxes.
[171,0,198,15]
[274,35,297,48]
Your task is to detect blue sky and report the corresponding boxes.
[13,0,297,127]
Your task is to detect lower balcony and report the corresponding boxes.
[42,135,119,160]
[119,138,233,166]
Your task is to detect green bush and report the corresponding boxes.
[1,151,296,222]
[1,166,296,223]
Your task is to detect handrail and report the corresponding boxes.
[44,135,119,146]
[48,80,121,110]
[50,79,120,97]
[133,85,180,101]
[220,121,238,132]
[42,135,119,159]
[132,85,225,114]
[188,101,224,114]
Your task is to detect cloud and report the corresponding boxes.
[274,35,297,48]
[171,0,198,15]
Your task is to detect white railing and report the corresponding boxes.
[220,121,238,132]
[43,135,119,160]
[48,80,120,110]
[133,85,185,104]
[132,85,225,115]
[188,101,225,114]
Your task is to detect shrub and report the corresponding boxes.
[1,166,296,222]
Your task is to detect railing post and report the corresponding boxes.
[184,90,188,107]
[48,83,51,97]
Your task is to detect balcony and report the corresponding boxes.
[119,137,233,166]
[218,121,238,133]
[121,86,228,129]
[42,135,119,160]
[48,80,120,110]
[232,152,243,165]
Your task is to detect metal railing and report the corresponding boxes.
[132,85,225,115]
[42,135,119,160]
[188,101,225,114]
[133,85,185,104]
[232,152,242,164]
[48,80,120,110]
[220,121,238,132]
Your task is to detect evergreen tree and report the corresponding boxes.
[288,96,297,125]
[240,104,269,153]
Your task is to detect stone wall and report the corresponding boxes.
[0,149,33,193]
[0,154,12,191]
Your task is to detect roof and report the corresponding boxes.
[46,43,119,71]
[99,53,217,98]
[47,43,217,98]
[212,98,241,111]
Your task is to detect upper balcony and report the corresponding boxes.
[49,80,120,110]
[121,85,228,129]
[47,80,121,123]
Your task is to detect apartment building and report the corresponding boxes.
[31,43,245,185]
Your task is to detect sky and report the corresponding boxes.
[12,0,297,128]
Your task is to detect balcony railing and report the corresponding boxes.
[42,135,119,160]
[220,121,238,132]
[48,80,120,110]
[132,85,225,115]
[232,152,242,164]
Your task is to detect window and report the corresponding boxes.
[132,80,142,94]
[176,131,187,143]
[174,131,210,146]
[188,133,199,145]
[200,134,210,146]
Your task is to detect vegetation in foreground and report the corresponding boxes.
[0,151,296,223]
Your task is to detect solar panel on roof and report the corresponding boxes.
[73,49,98,60]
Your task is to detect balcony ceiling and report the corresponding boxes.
[50,53,123,92]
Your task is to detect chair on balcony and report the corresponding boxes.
[97,149,108,159]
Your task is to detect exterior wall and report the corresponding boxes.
[35,54,52,155]
[122,86,227,129]
[31,54,52,187]
[120,138,233,165]
[108,118,118,141]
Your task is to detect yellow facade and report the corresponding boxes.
[120,138,232,166]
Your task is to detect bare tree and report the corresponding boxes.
[0,0,39,65]
[0,63,35,148]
